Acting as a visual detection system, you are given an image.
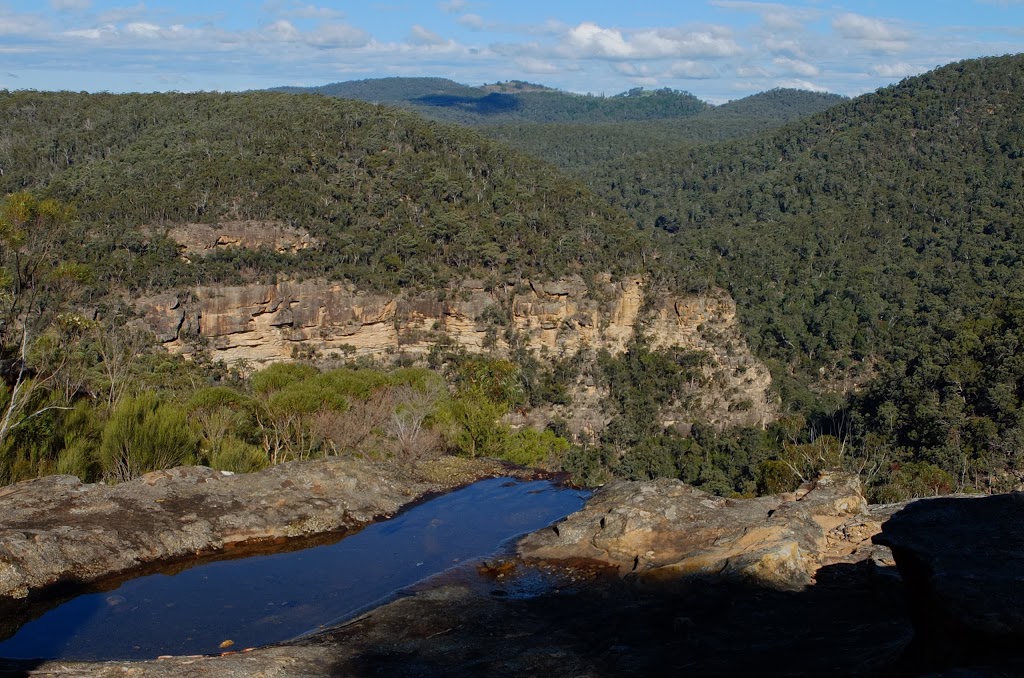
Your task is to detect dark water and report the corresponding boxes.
[0,477,587,661]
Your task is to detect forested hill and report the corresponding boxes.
[274,77,710,125]
[594,54,1024,490]
[479,89,847,174]
[0,90,644,292]
[274,77,482,105]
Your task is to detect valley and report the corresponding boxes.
[2,52,1024,675]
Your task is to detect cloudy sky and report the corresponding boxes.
[2,0,1023,102]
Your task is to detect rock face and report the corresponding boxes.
[164,221,316,257]
[519,472,892,590]
[0,456,509,602]
[136,276,775,429]
[874,493,1024,649]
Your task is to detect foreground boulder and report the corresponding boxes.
[874,492,1024,668]
[0,456,511,602]
[519,472,893,590]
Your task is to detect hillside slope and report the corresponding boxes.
[480,89,847,173]
[275,77,709,125]
[594,54,1024,493]
[0,91,644,292]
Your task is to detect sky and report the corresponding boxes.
[1,1,1023,102]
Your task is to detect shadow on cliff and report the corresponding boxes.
[320,561,914,678]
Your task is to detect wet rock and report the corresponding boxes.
[0,456,510,602]
[519,472,879,590]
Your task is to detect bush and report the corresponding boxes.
[503,428,570,468]
[206,437,268,474]
[98,393,199,482]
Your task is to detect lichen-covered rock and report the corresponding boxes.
[519,472,881,590]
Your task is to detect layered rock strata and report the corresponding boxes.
[519,472,898,590]
[137,276,775,429]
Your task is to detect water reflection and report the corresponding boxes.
[0,477,587,661]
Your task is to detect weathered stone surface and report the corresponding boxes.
[874,493,1024,641]
[137,277,776,430]
[0,456,513,602]
[165,221,316,257]
[519,472,884,590]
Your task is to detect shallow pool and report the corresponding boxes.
[0,477,588,661]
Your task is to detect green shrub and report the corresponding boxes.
[98,393,199,482]
[249,363,319,395]
[502,428,570,468]
[206,437,268,474]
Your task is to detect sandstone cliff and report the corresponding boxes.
[136,276,776,429]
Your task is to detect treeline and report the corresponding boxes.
[0,90,645,294]
[275,79,710,126]
[478,89,847,175]
[590,54,1024,494]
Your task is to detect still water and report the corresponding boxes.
[0,477,587,661]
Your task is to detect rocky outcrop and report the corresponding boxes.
[136,276,775,429]
[874,493,1024,655]
[164,221,316,257]
[0,456,513,602]
[519,472,895,590]
[4,473,915,677]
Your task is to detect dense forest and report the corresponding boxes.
[479,89,847,175]
[590,55,1024,496]
[0,91,643,292]
[274,78,711,126]
[278,77,845,172]
[3,55,1024,502]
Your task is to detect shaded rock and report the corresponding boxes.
[874,492,1024,662]
[4,557,912,677]
[519,472,879,590]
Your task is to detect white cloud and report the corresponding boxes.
[871,62,922,78]
[439,0,468,13]
[50,0,92,11]
[96,3,148,24]
[125,22,160,38]
[709,1,818,30]
[515,56,559,74]
[773,56,819,77]
[408,25,448,46]
[561,22,741,60]
[668,60,719,79]
[832,13,911,53]
[457,13,486,30]
[284,4,345,20]
[565,22,632,58]
[306,23,371,48]
[763,37,805,58]
[777,78,828,92]
[737,64,770,78]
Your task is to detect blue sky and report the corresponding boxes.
[2,1,1023,101]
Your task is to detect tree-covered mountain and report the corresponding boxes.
[274,77,710,125]
[0,90,644,293]
[479,89,847,174]
[592,54,1024,495]
[273,77,483,105]
[276,76,845,174]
